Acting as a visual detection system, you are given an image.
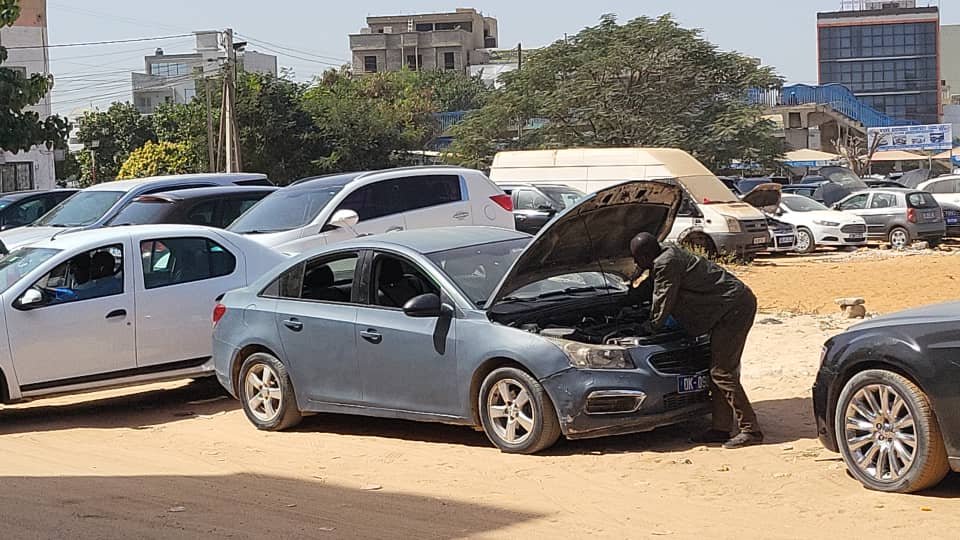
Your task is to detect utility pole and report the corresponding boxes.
[517,43,523,142]
[221,28,241,173]
[204,77,215,172]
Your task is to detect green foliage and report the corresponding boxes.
[448,14,785,170]
[153,97,211,174]
[76,102,156,183]
[0,0,70,154]
[117,141,191,179]
[414,70,489,112]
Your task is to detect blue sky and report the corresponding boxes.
[45,0,960,116]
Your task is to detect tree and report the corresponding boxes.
[0,0,69,154]
[75,102,156,183]
[415,70,489,112]
[448,14,785,170]
[117,141,191,179]
[153,98,211,174]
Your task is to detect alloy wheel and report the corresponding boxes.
[487,378,535,445]
[843,383,917,482]
[890,229,909,249]
[244,363,284,423]
[796,230,812,252]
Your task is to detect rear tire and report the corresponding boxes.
[238,352,303,431]
[479,367,561,454]
[888,227,910,249]
[796,227,816,254]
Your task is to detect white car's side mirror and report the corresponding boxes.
[18,288,43,308]
[329,209,359,229]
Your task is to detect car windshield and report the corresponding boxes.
[33,191,125,227]
[229,185,344,233]
[539,186,585,210]
[782,196,828,212]
[0,247,59,294]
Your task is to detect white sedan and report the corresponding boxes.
[0,225,286,404]
[772,194,868,253]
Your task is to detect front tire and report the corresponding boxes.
[479,367,561,454]
[834,369,949,493]
[796,227,816,254]
[888,227,911,249]
[239,352,303,431]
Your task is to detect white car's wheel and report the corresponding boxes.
[796,227,816,254]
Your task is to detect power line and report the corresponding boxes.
[235,32,349,64]
[7,34,193,50]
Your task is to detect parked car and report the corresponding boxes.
[781,183,824,202]
[497,183,586,234]
[939,201,960,237]
[772,194,867,253]
[107,186,277,229]
[897,168,936,189]
[813,301,960,492]
[739,184,795,253]
[0,225,286,405]
[834,189,944,249]
[228,167,514,255]
[917,174,960,206]
[0,189,78,231]
[0,173,272,254]
[214,181,715,454]
[737,176,788,194]
[864,179,907,189]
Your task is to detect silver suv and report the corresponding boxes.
[834,188,945,248]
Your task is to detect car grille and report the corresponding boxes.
[648,344,711,375]
[840,224,866,234]
[663,391,710,412]
[742,220,767,233]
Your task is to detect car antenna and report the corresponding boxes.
[49,227,81,242]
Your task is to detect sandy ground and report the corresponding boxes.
[2,252,960,539]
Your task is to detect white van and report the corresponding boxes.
[490,148,770,257]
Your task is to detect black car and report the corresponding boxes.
[497,183,586,234]
[813,304,960,492]
[106,186,276,228]
[0,189,78,231]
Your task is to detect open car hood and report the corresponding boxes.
[740,183,782,210]
[486,180,681,308]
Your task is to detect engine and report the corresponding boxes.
[514,304,662,346]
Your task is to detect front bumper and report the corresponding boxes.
[712,232,769,256]
[541,366,711,440]
[812,366,838,452]
[815,226,867,246]
[767,233,796,252]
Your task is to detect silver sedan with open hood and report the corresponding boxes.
[212,180,713,453]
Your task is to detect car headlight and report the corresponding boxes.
[723,216,741,233]
[813,220,840,227]
[547,338,635,369]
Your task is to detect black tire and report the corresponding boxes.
[478,367,561,454]
[834,369,949,493]
[238,352,303,431]
[681,233,717,258]
[888,227,911,249]
[796,227,817,254]
[927,237,942,248]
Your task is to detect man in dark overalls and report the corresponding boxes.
[630,232,763,449]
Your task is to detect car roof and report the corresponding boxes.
[860,188,918,194]
[83,173,269,193]
[131,185,278,202]
[19,224,238,252]
[289,166,480,191]
[300,227,529,259]
[0,189,77,201]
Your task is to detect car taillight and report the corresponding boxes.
[490,194,513,212]
[907,208,917,224]
[213,303,227,325]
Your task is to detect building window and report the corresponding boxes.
[406,55,422,70]
[364,56,378,73]
[443,52,455,70]
[415,23,434,32]
[436,22,471,32]
[0,162,35,192]
[150,62,189,77]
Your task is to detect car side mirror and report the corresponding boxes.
[832,203,841,210]
[16,288,43,309]
[329,209,359,229]
[403,293,453,318]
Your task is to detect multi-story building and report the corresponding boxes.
[817,0,941,125]
[349,8,498,74]
[132,31,277,114]
[0,0,55,191]
[942,24,960,105]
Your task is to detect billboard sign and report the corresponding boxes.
[867,124,953,152]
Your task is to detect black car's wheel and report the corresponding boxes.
[795,227,816,254]
[239,352,303,431]
[834,369,949,493]
[888,227,911,249]
[479,367,561,454]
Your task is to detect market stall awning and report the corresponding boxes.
[932,149,960,163]
[868,150,926,162]
[779,149,841,167]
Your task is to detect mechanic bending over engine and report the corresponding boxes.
[629,232,763,449]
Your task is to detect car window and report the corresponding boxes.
[30,245,123,305]
[336,180,404,221]
[539,186,585,209]
[907,192,938,209]
[107,200,172,225]
[515,190,536,210]
[427,238,529,307]
[140,237,236,289]
[371,254,439,308]
[839,194,868,211]
[220,195,269,227]
[230,185,345,234]
[186,200,218,226]
[3,198,48,228]
[677,196,700,217]
[782,196,828,212]
[262,252,358,303]
[869,193,898,209]
[33,191,125,227]
[399,175,462,212]
[0,247,60,294]
[928,180,959,194]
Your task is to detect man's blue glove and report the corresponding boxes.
[664,315,680,330]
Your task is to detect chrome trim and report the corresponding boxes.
[585,390,647,415]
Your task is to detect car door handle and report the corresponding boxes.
[282,318,303,332]
[360,329,382,344]
[453,211,470,220]
[386,226,404,233]
[105,309,127,320]
[515,214,527,221]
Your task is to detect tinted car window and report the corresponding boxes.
[907,192,938,209]
[3,198,48,228]
[869,193,898,209]
[337,180,404,221]
[230,185,345,233]
[539,186,585,209]
[928,179,959,194]
[221,195,269,227]
[427,238,529,307]
[140,237,236,289]
[839,194,868,210]
[400,175,462,211]
[108,200,173,225]
[34,191,125,227]
[263,253,358,302]
[186,200,218,226]
[371,254,439,308]
[31,245,123,305]
[515,190,536,210]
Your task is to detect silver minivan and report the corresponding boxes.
[834,188,945,248]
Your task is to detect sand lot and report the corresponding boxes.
[2,251,959,539]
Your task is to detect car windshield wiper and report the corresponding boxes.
[237,229,285,234]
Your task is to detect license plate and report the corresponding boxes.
[948,217,958,225]
[847,235,864,241]
[778,236,794,246]
[678,372,710,394]
[752,236,767,245]
[922,211,936,220]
